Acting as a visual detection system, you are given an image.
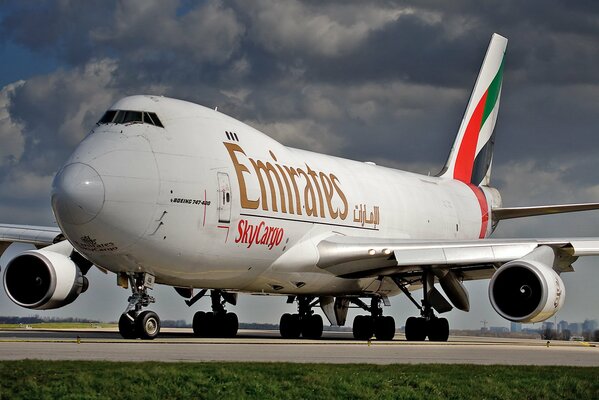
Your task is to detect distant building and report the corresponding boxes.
[557,320,569,334]
[568,323,582,335]
[510,322,522,333]
[490,326,509,333]
[542,322,555,332]
[582,319,598,333]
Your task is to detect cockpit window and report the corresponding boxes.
[144,112,164,128]
[97,109,164,128]
[99,110,117,124]
[121,111,143,124]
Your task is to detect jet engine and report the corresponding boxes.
[3,247,88,310]
[488,256,565,323]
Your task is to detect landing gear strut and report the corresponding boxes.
[118,272,160,340]
[397,272,450,342]
[279,296,324,339]
[351,297,396,341]
[192,290,239,338]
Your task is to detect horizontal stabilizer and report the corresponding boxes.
[492,202,599,221]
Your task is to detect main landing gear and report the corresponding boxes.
[279,296,324,339]
[351,297,396,341]
[192,290,239,338]
[118,273,160,340]
[396,273,450,342]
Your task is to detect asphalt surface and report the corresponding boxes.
[1,328,597,365]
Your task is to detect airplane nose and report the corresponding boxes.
[52,163,105,225]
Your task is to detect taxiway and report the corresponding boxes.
[0,329,597,365]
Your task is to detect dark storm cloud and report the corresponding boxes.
[0,0,599,208]
[0,0,115,65]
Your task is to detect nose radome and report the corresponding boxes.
[52,163,105,225]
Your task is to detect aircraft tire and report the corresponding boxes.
[223,312,239,338]
[374,316,396,341]
[302,314,323,339]
[118,312,139,339]
[192,311,206,337]
[280,313,293,338]
[137,310,160,340]
[427,317,449,342]
[280,313,301,338]
[353,315,374,340]
[405,317,427,341]
[203,312,215,337]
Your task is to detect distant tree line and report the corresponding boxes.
[0,316,101,324]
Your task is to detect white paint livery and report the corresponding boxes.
[2,34,599,341]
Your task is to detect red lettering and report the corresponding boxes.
[234,219,285,250]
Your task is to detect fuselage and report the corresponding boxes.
[51,95,501,297]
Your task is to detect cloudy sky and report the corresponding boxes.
[1,0,598,329]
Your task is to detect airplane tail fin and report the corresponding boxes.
[440,33,507,186]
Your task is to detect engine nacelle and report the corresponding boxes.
[489,259,565,323]
[3,248,88,310]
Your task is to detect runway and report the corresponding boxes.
[1,328,598,365]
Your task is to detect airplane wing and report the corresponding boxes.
[0,224,64,257]
[316,235,599,280]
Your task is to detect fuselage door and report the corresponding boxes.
[217,172,232,223]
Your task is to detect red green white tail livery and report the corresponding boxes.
[441,33,507,186]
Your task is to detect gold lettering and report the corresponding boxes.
[331,174,348,220]
[297,168,316,216]
[307,165,325,218]
[224,142,259,209]
[271,151,295,214]
[250,158,286,213]
[284,166,302,215]
[224,143,350,221]
[319,172,337,219]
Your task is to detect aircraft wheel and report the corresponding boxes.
[353,315,374,340]
[374,316,396,341]
[118,312,138,339]
[223,312,239,338]
[427,317,449,342]
[213,312,229,337]
[302,314,323,339]
[405,316,427,341]
[192,311,206,337]
[280,313,301,338]
[202,312,215,337]
[280,313,293,338]
[137,310,160,340]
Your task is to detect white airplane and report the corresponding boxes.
[2,33,599,341]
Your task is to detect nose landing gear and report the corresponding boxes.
[118,273,160,340]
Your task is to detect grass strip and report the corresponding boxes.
[0,361,597,400]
